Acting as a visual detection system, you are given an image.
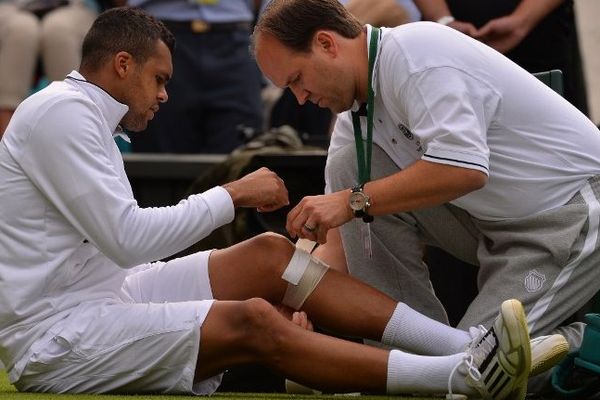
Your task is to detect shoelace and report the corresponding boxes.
[448,353,482,397]
[467,324,488,350]
[447,326,497,397]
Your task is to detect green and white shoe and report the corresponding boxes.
[451,299,531,400]
[530,334,569,377]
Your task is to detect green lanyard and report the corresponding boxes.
[351,26,380,185]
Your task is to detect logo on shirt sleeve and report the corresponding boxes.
[398,123,423,153]
[398,123,413,139]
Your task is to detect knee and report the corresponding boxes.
[6,11,40,43]
[41,6,95,41]
[249,232,296,273]
[253,231,295,250]
[238,298,289,356]
[241,297,279,329]
[40,12,72,43]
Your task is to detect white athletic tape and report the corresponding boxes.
[281,247,329,310]
[295,238,318,253]
[281,248,312,285]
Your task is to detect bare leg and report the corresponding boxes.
[208,232,397,341]
[195,297,388,393]
[195,297,532,398]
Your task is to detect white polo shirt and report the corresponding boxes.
[327,23,600,220]
[0,71,234,380]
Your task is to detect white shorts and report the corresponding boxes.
[14,250,222,394]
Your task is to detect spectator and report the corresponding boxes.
[413,0,589,115]
[0,0,106,136]
[123,0,265,154]
[344,0,419,27]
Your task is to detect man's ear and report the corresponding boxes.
[113,51,133,78]
[314,31,337,57]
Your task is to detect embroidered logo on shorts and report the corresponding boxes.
[524,269,546,293]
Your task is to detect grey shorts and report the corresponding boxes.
[14,250,221,394]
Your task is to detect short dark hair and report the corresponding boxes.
[80,7,175,72]
[252,0,362,53]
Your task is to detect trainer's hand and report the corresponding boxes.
[286,190,353,244]
[223,167,289,211]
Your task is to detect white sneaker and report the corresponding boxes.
[530,334,569,377]
[468,328,569,378]
[450,299,531,400]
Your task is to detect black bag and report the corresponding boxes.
[179,126,326,254]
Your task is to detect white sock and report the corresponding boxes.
[382,303,471,355]
[386,349,475,395]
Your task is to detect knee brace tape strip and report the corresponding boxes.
[295,238,318,254]
[281,247,329,310]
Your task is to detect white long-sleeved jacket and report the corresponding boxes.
[0,71,234,380]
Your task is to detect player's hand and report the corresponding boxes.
[291,311,314,331]
[286,190,353,244]
[274,305,314,331]
[223,167,289,211]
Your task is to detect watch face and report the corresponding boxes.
[349,191,367,211]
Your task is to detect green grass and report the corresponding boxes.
[0,370,442,400]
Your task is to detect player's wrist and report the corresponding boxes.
[222,182,243,208]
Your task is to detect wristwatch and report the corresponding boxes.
[349,184,374,223]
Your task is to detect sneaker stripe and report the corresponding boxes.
[483,361,500,385]
[490,374,511,397]
[479,329,499,374]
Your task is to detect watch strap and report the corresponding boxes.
[350,184,373,221]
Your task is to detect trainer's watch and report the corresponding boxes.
[349,184,374,223]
